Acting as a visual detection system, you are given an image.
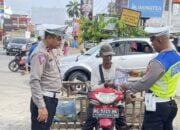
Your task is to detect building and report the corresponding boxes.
[146,0,180,33]
[10,14,30,30]
[115,0,128,15]
[31,7,66,25]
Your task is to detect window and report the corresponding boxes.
[12,38,28,44]
[125,41,153,55]
[84,45,99,56]
[111,42,125,56]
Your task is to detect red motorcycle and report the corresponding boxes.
[8,51,27,72]
[76,85,124,130]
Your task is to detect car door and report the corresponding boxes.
[110,41,127,66]
[116,40,156,70]
[92,42,126,68]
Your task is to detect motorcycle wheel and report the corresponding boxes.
[8,60,20,72]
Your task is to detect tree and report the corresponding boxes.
[79,15,147,43]
[115,20,147,37]
[66,0,81,18]
[79,16,112,43]
[108,2,116,15]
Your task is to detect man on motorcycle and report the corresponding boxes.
[83,43,133,130]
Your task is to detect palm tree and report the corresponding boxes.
[66,0,81,18]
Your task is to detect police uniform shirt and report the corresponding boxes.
[125,49,176,93]
[29,42,62,108]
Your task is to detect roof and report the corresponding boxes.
[99,37,151,46]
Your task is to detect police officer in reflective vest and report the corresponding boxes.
[121,26,180,130]
[30,27,62,130]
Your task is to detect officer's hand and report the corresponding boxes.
[120,83,127,91]
[124,92,136,104]
[37,108,48,123]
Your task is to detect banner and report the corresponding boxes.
[128,0,164,17]
[121,8,141,27]
[173,0,180,2]
[0,0,4,14]
[81,0,93,17]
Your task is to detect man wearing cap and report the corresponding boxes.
[121,26,180,130]
[83,43,136,130]
[29,28,62,130]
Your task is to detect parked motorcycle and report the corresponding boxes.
[75,83,125,130]
[8,51,27,72]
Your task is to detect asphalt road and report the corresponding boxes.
[0,48,31,130]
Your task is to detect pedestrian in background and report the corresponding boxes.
[71,36,78,48]
[63,41,70,56]
[25,36,42,74]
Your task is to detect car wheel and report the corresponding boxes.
[68,71,89,91]
[6,51,9,55]
[68,71,89,82]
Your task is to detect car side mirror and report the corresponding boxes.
[81,49,85,54]
[96,53,100,57]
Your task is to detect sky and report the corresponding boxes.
[5,0,111,16]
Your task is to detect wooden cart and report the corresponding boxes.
[51,82,144,130]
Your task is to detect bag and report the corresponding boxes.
[54,100,77,122]
[99,64,105,83]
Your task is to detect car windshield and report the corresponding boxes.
[11,38,28,44]
[84,45,99,55]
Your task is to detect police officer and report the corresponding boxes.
[121,26,180,130]
[29,27,62,130]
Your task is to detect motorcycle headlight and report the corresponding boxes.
[21,45,26,51]
[95,92,118,104]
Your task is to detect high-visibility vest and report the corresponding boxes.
[150,50,180,98]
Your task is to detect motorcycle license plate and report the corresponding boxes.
[93,108,119,118]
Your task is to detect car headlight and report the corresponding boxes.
[60,61,73,68]
[7,44,11,48]
[21,45,26,51]
[95,92,118,104]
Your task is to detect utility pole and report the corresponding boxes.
[168,0,172,25]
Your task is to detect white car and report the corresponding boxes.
[60,38,156,81]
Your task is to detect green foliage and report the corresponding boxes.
[79,16,112,43]
[66,0,80,18]
[115,20,147,38]
[79,16,147,43]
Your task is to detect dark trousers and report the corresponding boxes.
[30,96,58,130]
[142,100,178,130]
[83,105,128,130]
